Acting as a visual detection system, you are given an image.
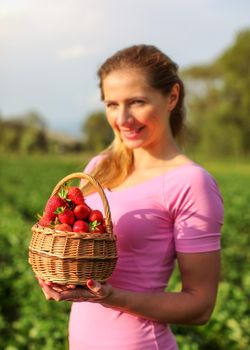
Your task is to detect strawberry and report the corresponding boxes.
[89,220,105,234]
[73,204,91,220]
[89,210,103,223]
[38,215,53,228]
[55,223,72,232]
[102,220,107,232]
[67,187,84,205]
[44,195,66,220]
[73,220,89,233]
[58,208,75,226]
[91,224,105,234]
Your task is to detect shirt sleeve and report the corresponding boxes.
[80,154,105,188]
[170,167,224,253]
[83,154,105,173]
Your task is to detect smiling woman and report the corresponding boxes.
[83,45,187,191]
[38,44,224,350]
[103,69,178,149]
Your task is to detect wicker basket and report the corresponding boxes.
[28,172,118,285]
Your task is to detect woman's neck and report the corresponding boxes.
[132,143,184,171]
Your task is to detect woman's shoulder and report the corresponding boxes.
[163,161,221,197]
[84,154,107,173]
[171,161,217,184]
[163,161,224,221]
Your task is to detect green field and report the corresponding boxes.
[0,154,249,350]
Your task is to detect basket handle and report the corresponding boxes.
[50,172,113,236]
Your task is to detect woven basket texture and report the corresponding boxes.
[28,172,117,285]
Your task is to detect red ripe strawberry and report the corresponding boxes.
[89,219,105,234]
[102,220,107,232]
[88,210,103,223]
[38,215,52,227]
[73,204,91,220]
[55,223,72,232]
[90,224,105,234]
[73,220,89,233]
[44,195,66,220]
[58,208,75,226]
[67,187,84,205]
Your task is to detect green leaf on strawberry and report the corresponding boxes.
[89,220,105,233]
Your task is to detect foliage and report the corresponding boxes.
[183,28,250,157]
[0,112,83,155]
[0,154,250,349]
[0,110,114,155]
[82,111,114,152]
[0,155,90,350]
[0,112,48,154]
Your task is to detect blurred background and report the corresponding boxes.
[0,1,250,349]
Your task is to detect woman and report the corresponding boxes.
[39,45,224,349]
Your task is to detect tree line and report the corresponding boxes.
[183,28,250,157]
[1,28,249,157]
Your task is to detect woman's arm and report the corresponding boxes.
[39,250,220,325]
[104,250,220,325]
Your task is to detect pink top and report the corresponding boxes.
[69,158,224,350]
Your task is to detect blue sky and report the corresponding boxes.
[0,0,249,136]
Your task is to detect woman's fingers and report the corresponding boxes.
[40,282,95,302]
[66,284,76,289]
[36,277,77,292]
[41,281,63,301]
[36,277,113,302]
[86,279,113,300]
[40,286,54,300]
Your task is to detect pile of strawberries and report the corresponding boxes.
[38,185,105,234]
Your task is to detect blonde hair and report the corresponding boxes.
[82,131,133,194]
[82,44,186,194]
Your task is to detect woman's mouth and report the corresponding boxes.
[120,126,145,140]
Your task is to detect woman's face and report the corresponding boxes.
[102,69,179,151]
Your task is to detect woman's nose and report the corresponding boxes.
[116,107,134,126]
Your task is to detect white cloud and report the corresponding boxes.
[0,0,29,19]
[0,0,104,51]
[57,45,90,60]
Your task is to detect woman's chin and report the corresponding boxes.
[122,140,144,150]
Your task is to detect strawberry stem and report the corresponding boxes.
[89,220,101,230]
[58,187,68,199]
[55,206,66,214]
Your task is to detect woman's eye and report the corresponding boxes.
[131,100,145,106]
[106,103,118,109]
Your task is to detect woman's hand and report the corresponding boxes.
[37,251,220,324]
[37,277,113,303]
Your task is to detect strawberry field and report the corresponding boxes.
[0,154,250,350]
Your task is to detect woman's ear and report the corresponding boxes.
[168,83,180,111]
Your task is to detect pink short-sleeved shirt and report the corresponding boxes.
[69,159,224,350]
